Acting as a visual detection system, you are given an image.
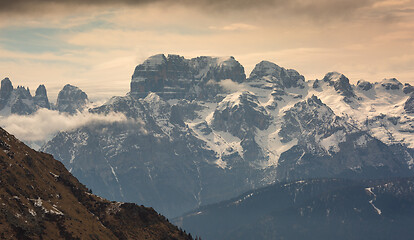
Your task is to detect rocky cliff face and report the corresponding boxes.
[403,83,414,94]
[42,54,414,218]
[357,80,373,91]
[33,84,50,109]
[211,91,271,138]
[247,61,305,89]
[381,78,402,90]
[0,78,51,115]
[56,84,89,114]
[0,78,13,110]
[323,72,355,97]
[405,94,414,113]
[0,127,193,240]
[130,54,246,99]
[10,86,36,115]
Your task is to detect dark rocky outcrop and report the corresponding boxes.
[248,61,305,89]
[323,72,355,97]
[403,83,414,94]
[380,78,402,90]
[33,84,50,109]
[404,94,414,113]
[0,78,13,109]
[357,80,373,91]
[56,84,88,114]
[312,79,320,89]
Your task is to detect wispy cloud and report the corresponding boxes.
[373,0,411,7]
[0,109,128,148]
[218,79,247,91]
[209,23,257,31]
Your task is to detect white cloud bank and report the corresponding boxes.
[219,79,247,92]
[0,109,128,149]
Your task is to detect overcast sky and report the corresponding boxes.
[0,0,413,101]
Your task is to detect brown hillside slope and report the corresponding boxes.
[0,127,193,240]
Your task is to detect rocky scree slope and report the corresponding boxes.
[0,127,193,240]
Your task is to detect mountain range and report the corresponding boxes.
[2,54,414,220]
[175,177,414,240]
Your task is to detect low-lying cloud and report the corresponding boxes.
[0,109,128,149]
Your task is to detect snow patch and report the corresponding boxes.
[109,163,124,198]
[233,192,254,205]
[369,200,382,215]
[365,187,382,215]
[28,208,36,216]
[320,130,346,153]
[355,135,368,147]
[31,197,64,215]
[49,172,59,178]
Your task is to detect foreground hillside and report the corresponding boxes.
[0,127,192,240]
[176,178,414,240]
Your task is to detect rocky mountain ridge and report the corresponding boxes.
[0,126,193,240]
[175,177,414,240]
[0,78,46,115]
[0,79,89,116]
[130,54,246,99]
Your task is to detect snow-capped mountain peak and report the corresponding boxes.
[248,60,305,89]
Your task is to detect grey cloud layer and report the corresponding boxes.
[0,0,376,19]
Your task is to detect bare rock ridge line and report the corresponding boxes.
[2,54,414,114]
[0,127,193,240]
[0,79,88,115]
[130,54,246,99]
